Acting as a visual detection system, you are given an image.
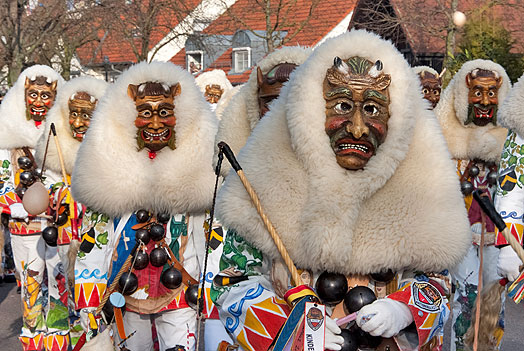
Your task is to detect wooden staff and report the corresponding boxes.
[218,142,303,286]
[473,191,524,262]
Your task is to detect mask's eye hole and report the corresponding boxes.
[334,102,352,114]
[422,88,429,94]
[363,103,379,116]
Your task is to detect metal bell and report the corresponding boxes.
[55,212,68,226]
[157,212,171,224]
[119,272,138,295]
[343,286,376,314]
[161,266,182,289]
[185,284,200,310]
[42,226,58,246]
[460,181,474,195]
[469,165,480,177]
[487,171,498,185]
[340,329,359,351]
[370,269,395,283]
[17,156,33,170]
[19,171,35,185]
[15,186,27,198]
[136,209,151,223]
[315,271,348,306]
[134,250,149,270]
[149,247,168,267]
[149,223,165,241]
[135,228,150,245]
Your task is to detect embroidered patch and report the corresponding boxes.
[499,166,517,192]
[411,282,442,313]
[306,306,324,331]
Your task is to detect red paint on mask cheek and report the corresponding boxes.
[162,116,176,127]
[325,117,347,132]
[367,120,387,142]
[44,100,52,107]
[27,98,34,106]
[135,118,151,128]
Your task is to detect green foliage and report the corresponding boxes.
[447,10,524,83]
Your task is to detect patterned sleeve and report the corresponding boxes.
[388,273,450,347]
[494,131,524,246]
[210,230,290,351]
[74,208,115,310]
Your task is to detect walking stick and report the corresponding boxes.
[217,142,303,286]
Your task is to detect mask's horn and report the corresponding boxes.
[369,60,383,78]
[439,67,447,79]
[334,56,349,75]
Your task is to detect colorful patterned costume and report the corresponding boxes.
[0,65,66,351]
[434,59,511,351]
[211,31,471,351]
[33,76,108,347]
[71,61,217,350]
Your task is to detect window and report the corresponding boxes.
[186,51,203,74]
[232,31,252,73]
[233,48,251,73]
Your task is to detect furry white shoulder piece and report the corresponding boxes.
[434,59,510,162]
[0,65,64,149]
[216,30,470,275]
[215,84,242,120]
[195,69,233,93]
[498,73,524,137]
[71,61,217,217]
[34,76,108,175]
[214,46,312,176]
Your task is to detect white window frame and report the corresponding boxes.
[232,47,251,73]
[186,50,204,74]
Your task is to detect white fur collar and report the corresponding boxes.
[498,73,524,137]
[195,69,233,94]
[434,59,510,162]
[35,76,108,175]
[216,30,471,275]
[71,62,217,217]
[0,65,64,149]
[214,46,312,176]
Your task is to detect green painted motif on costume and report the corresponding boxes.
[498,131,524,196]
[1,159,10,182]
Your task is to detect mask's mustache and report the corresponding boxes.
[329,125,379,154]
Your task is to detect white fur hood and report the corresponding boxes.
[498,73,524,136]
[214,46,312,176]
[0,65,64,149]
[434,59,510,162]
[35,76,108,175]
[195,69,233,93]
[216,30,471,275]
[71,61,217,217]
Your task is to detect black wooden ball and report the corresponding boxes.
[119,272,138,295]
[487,171,498,185]
[340,329,359,351]
[343,286,376,314]
[185,284,199,310]
[315,271,348,306]
[42,226,58,247]
[135,228,150,245]
[17,156,33,170]
[161,266,182,289]
[150,247,168,267]
[370,269,395,283]
[136,209,150,223]
[157,212,171,223]
[149,224,165,242]
[134,251,149,270]
[19,171,35,185]
[469,165,480,177]
[460,181,474,195]
[55,212,68,226]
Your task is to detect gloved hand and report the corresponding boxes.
[325,316,345,351]
[79,307,97,331]
[9,203,28,220]
[497,245,523,281]
[356,298,413,338]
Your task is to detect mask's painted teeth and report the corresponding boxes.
[31,107,46,116]
[475,107,493,119]
[338,143,369,153]
[144,129,169,138]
